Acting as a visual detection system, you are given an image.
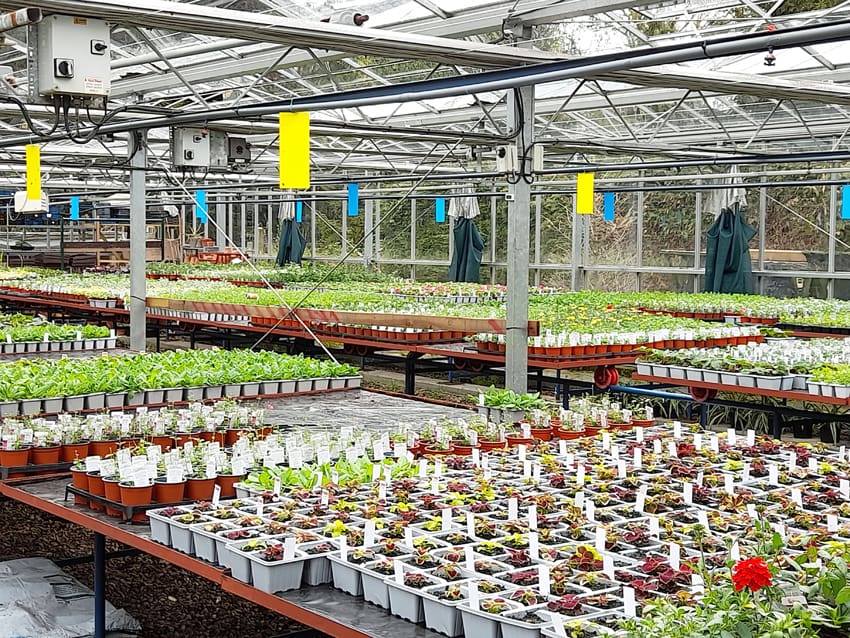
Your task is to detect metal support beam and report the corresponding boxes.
[93,532,106,638]
[364,198,374,268]
[505,26,534,394]
[129,131,146,352]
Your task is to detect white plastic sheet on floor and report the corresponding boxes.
[0,557,139,638]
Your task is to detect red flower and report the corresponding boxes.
[732,557,772,592]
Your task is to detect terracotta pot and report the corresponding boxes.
[150,435,174,451]
[118,437,141,450]
[0,447,31,467]
[120,483,154,521]
[61,442,90,463]
[505,434,534,447]
[531,426,553,441]
[583,427,602,437]
[631,419,655,427]
[224,428,249,447]
[423,445,455,457]
[86,472,106,512]
[198,430,226,446]
[478,439,506,452]
[31,445,61,465]
[173,432,198,448]
[186,477,216,501]
[69,467,90,507]
[90,440,118,457]
[216,473,243,499]
[153,478,186,504]
[451,444,476,457]
[554,428,583,440]
[102,476,124,518]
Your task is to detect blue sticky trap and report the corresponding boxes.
[70,196,80,221]
[295,201,303,223]
[347,183,359,217]
[195,190,208,223]
[603,192,615,222]
[435,198,446,223]
[842,185,850,220]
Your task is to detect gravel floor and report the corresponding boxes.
[0,501,312,638]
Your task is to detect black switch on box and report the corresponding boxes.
[91,40,108,55]
[54,58,74,78]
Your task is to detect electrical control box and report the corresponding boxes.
[37,15,111,97]
[208,130,229,168]
[228,137,250,163]
[171,127,210,168]
[495,145,517,173]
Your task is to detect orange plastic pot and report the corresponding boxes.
[31,445,61,465]
[185,477,216,501]
[61,442,90,463]
[216,473,243,499]
[102,476,124,518]
[70,467,90,507]
[86,472,106,512]
[153,478,186,504]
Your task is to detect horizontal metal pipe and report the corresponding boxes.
[608,385,693,401]
[3,20,850,146]
[0,7,40,33]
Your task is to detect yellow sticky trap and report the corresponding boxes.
[279,112,310,190]
[25,145,41,201]
[576,172,594,214]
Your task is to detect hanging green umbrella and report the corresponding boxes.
[448,217,484,283]
[275,219,306,266]
[704,203,756,294]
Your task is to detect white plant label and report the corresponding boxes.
[747,429,756,447]
[586,499,595,523]
[466,511,475,538]
[595,526,606,554]
[471,448,480,467]
[393,559,404,584]
[603,555,614,580]
[668,542,681,570]
[273,477,282,497]
[574,490,585,510]
[212,485,221,508]
[791,488,803,507]
[518,445,526,463]
[464,545,475,571]
[724,474,734,495]
[667,439,678,459]
[558,440,567,456]
[508,497,518,521]
[378,480,387,502]
[768,464,779,486]
[635,426,644,443]
[576,464,585,486]
[841,479,850,500]
[840,445,847,462]
[617,459,627,479]
[255,498,264,517]
[166,467,183,484]
[828,514,839,533]
[364,520,376,547]
[523,460,532,479]
[601,431,611,451]
[697,509,710,531]
[528,532,539,560]
[339,535,348,560]
[693,432,703,450]
[649,516,660,539]
[532,462,541,483]
[635,486,647,513]
[371,464,382,482]
[746,504,758,519]
[538,564,550,597]
[321,490,330,507]
[653,439,662,455]
[418,459,428,478]
[742,462,750,482]
[283,536,297,561]
[467,581,479,608]
[710,435,720,453]
[404,526,414,547]
[434,460,443,477]
[623,587,637,618]
[673,421,682,439]
[633,447,642,469]
[430,476,440,495]
[527,504,538,531]
[441,507,453,531]
[809,457,818,474]
[788,451,797,472]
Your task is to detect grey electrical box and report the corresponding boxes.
[37,15,111,97]
[208,130,229,168]
[171,127,210,168]
[228,137,250,162]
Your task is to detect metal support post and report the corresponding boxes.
[364,198,373,268]
[129,131,147,352]
[93,532,106,638]
[829,185,837,298]
[505,24,534,394]
[404,352,421,395]
[59,215,65,271]
[758,187,767,295]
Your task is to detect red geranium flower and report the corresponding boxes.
[732,557,772,592]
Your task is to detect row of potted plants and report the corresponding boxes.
[636,338,850,396]
[0,312,114,352]
[0,349,359,418]
[134,415,850,638]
